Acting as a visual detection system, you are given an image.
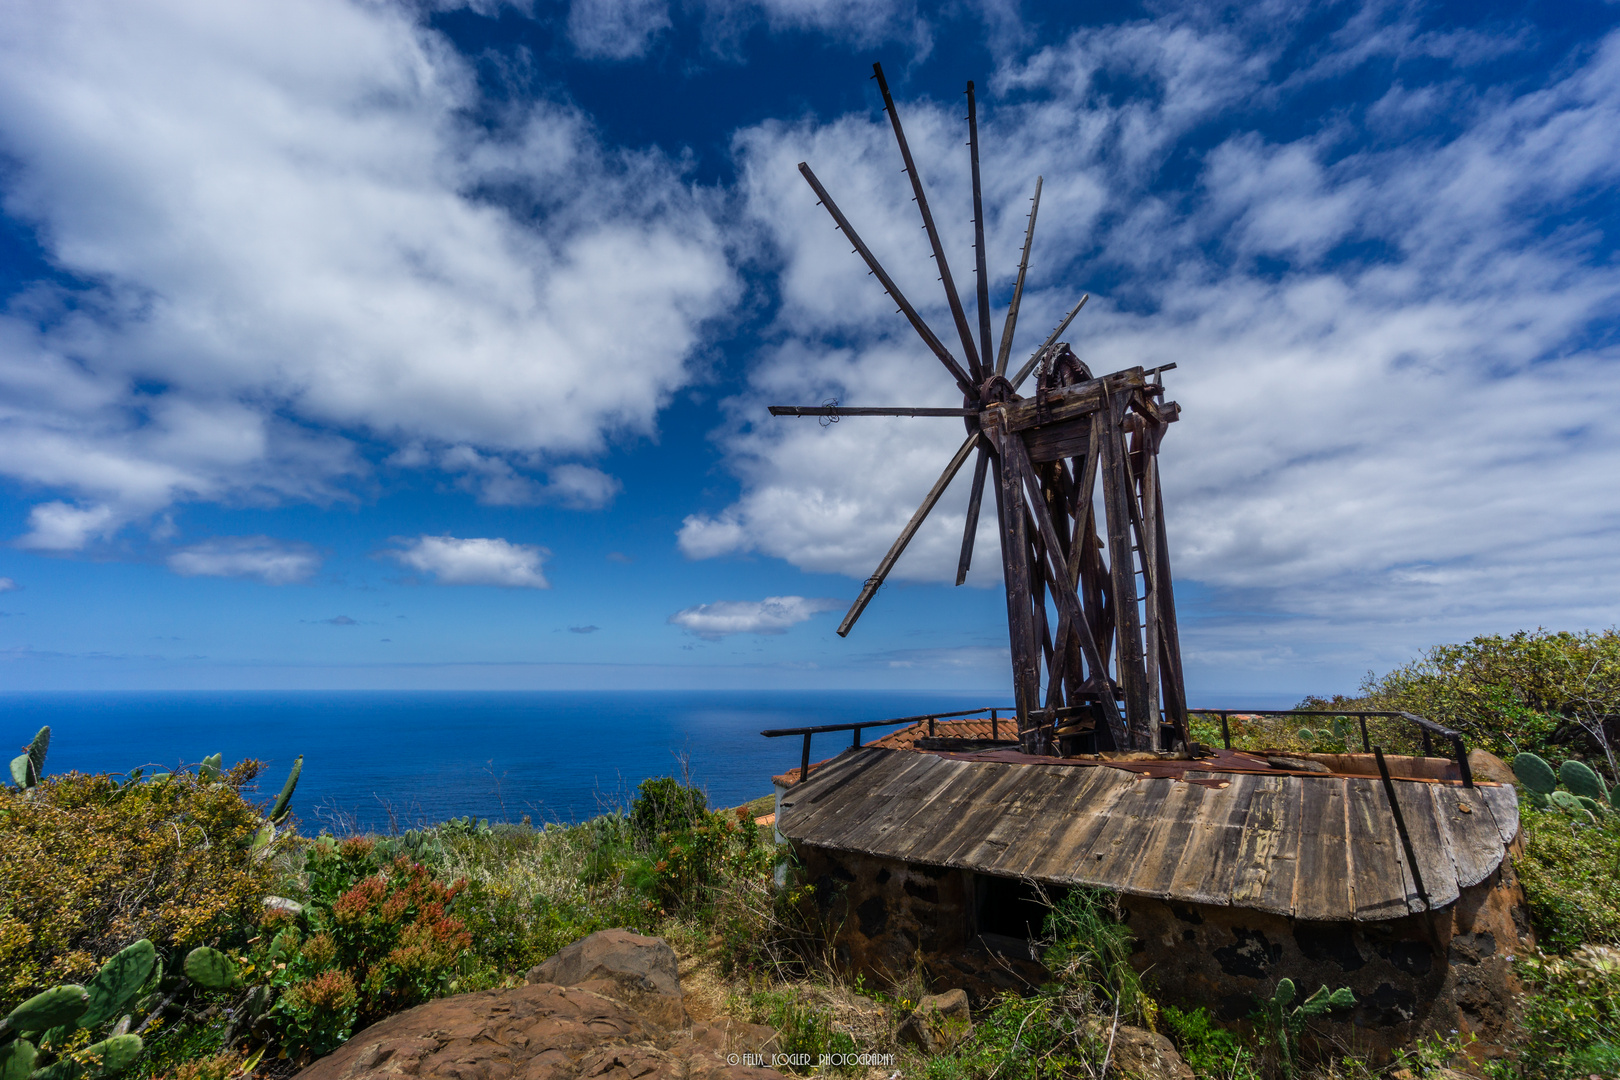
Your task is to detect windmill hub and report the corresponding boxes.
[773,63,1188,759]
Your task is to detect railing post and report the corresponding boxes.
[1358,714,1371,753]
[1220,711,1231,750]
[991,708,999,740]
[1421,727,1434,758]
[852,725,862,749]
[1451,735,1474,788]
[929,715,936,736]
[800,733,811,784]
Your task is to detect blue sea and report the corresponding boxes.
[0,691,1004,832]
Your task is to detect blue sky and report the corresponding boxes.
[0,0,1616,697]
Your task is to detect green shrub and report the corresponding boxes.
[1488,946,1620,1080]
[0,765,276,1007]
[1163,1006,1260,1080]
[920,989,1104,1080]
[629,777,708,845]
[1515,806,1620,951]
[737,987,860,1075]
[1040,888,1145,1022]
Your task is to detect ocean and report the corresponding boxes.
[0,690,1004,832]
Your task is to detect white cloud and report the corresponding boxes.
[694,15,1620,669]
[167,537,322,584]
[568,0,671,59]
[668,595,840,638]
[17,502,121,551]
[388,535,551,588]
[0,578,18,592]
[0,0,735,547]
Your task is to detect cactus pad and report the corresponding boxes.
[1526,790,1550,809]
[1512,753,1558,794]
[269,756,302,824]
[183,947,237,989]
[81,940,156,1028]
[1611,784,1620,809]
[1272,978,1295,1006]
[1549,790,1583,813]
[1575,795,1607,816]
[0,1039,38,1080]
[82,1033,143,1077]
[1559,760,1606,801]
[198,754,222,782]
[4,986,89,1034]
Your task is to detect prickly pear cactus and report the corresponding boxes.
[269,756,302,825]
[1549,790,1583,813]
[182,947,238,989]
[80,940,156,1029]
[1512,753,1558,794]
[8,726,49,789]
[0,1039,37,1080]
[2,985,89,1034]
[1575,795,1607,817]
[1559,760,1606,801]
[1611,784,1620,810]
[198,753,223,783]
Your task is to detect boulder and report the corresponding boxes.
[1468,749,1517,787]
[294,982,761,1080]
[528,929,688,1030]
[896,989,973,1054]
[1095,1023,1195,1080]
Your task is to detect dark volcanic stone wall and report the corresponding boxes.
[793,841,1531,1058]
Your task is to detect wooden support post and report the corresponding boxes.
[1098,393,1150,748]
[1358,714,1371,753]
[986,417,1041,753]
[1220,712,1231,750]
[852,726,862,749]
[800,733,811,784]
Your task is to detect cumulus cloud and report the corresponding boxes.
[693,11,1620,667]
[0,0,734,548]
[0,578,18,592]
[668,595,840,638]
[388,535,550,588]
[569,624,601,633]
[167,537,322,584]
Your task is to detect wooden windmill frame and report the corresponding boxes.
[772,64,1190,756]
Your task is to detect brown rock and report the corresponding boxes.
[896,989,973,1054]
[528,929,688,1030]
[293,983,766,1080]
[1467,749,1516,786]
[690,1018,781,1058]
[1093,1022,1195,1080]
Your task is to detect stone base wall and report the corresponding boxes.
[793,842,1532,1058]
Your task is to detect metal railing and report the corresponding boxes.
[1188,708,1473,788]
[761,706,1015,783]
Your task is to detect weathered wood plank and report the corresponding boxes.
[996,369,1146,434]
[1477,784,1522,847]
[1291,779,1353,921]
[1247,774,1305,916]
[998,766,1135,881]
[1024,417,1095,463]
[1345,777,1415,920]
[1075,775,1176,887]
[1121,779,1214,898]
[1390,778,1461,910]
[1167,772,1262,906]
[1424,783,1509,890]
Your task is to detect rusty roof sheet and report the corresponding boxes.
[775,746,1520,922]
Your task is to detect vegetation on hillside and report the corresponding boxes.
[4,626,1619,1080]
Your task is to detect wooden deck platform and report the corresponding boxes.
[776,746,1520,922]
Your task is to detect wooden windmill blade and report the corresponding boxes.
[872,63,983,380]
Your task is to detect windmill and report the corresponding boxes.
[771,64,1189,756]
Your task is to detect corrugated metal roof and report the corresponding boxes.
[776,746,1519,922]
